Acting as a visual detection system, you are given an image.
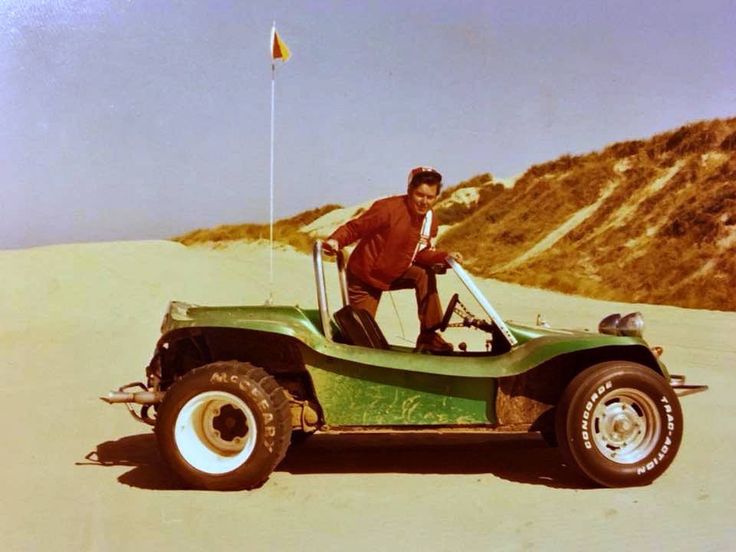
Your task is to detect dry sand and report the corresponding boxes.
[1,240,734,551]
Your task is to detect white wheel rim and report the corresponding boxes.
[591,387,661,464]
[174,391,258,474]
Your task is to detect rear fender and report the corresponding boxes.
[155,327,306,380]
[151,327,324,426]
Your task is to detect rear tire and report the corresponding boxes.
[156,361,292,490]
[555,361,682,487]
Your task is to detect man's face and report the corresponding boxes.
[407,182,440,217]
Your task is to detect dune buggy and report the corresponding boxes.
[102,241,706,490]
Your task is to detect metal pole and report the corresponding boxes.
[268,59,275,304]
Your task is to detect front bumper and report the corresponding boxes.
[669,374,708,397]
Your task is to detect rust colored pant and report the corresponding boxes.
[346,265,443,333]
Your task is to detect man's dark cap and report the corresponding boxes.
[408,166,442,188]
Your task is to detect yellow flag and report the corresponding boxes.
[271,27,291,62]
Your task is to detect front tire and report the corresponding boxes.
[156,361,292,490]
[555,361,683,487]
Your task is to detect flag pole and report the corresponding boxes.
[268,23,276,305]
[267,22,290,305]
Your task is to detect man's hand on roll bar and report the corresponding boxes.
[323,239,340,256]
[448,251,463,263]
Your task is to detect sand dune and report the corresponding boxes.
[1,240,733,550]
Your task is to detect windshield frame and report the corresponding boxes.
[446,257,518,347]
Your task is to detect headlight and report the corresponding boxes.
[598,313,621,335]
[618,312,644,337]
[598,312,644,337]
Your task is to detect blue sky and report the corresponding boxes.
[1,0,734,248]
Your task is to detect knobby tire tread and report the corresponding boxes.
[157,360,292,491]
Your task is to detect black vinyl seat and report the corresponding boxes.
[333,306,390,350]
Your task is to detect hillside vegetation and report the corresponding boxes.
[174,204,342,250]
[176,117,736,311]
[438,117,736,311]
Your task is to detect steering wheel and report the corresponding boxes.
[439,293,460,332]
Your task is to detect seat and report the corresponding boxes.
[333,305,390,350]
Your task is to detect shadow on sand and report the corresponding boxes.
[79,431,593,491]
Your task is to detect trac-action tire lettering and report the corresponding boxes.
[636,396,676,475]
[663,397,676,430]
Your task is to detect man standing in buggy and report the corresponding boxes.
[324,166,463,353]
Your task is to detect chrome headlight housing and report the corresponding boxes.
[598,312,644,337]
[598,313,621,335]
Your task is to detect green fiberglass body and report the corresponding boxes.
[102,242,706,490]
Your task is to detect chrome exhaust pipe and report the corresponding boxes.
[100,390,164,404]
[100,381,164,405]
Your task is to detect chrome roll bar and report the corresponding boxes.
[313,240,350,339]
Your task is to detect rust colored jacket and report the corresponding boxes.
[328,195,448,290]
